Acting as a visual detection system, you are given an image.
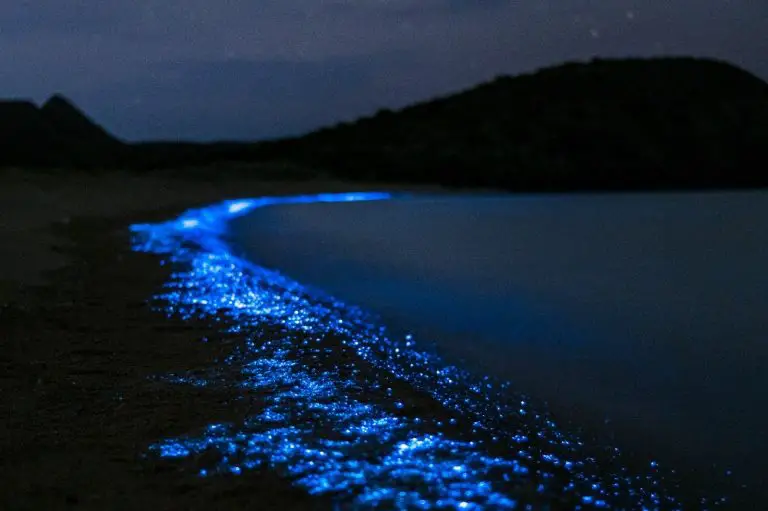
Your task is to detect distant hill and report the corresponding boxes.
[41,94,123,149]
[2,57,768,190]
[0,100,70,167]
[0,95,124,169]
[127,141,261,171]
[253,56,768,190]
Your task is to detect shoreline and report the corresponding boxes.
[0,169,443,304]
[226,190,766,504]
[0,173,399,508]
[0,172,756,508]
[1,209,323,509]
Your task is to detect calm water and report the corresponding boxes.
[228,190,768,495]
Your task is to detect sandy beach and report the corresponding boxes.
[0,168,409,304]
[0,169,753,509]
[0,169,421,509]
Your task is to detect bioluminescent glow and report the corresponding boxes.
[130,192,718,510]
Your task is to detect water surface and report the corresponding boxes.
[229,191,768,492]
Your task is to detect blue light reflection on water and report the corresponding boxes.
[130,192,709,510]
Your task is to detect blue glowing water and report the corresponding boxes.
[131,192,723,510]
[228,190,768,490]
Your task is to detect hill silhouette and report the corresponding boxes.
[253,56,768,190]
[2,57,767,190]
[0,95,124,169]
[0,100,70,167]
[41,94,124,148]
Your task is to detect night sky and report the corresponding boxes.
[2,1,765,142]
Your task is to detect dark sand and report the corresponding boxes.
[0,170,429,510]
[1,211,330,510]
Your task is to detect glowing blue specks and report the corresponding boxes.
[227,199,256,214]
[158,443,191,458]
[130,192,714,509]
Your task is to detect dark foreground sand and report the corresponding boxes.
[0,169,429,510]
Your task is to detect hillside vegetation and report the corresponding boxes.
[2,57,767,190]
[255,57,768,190]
